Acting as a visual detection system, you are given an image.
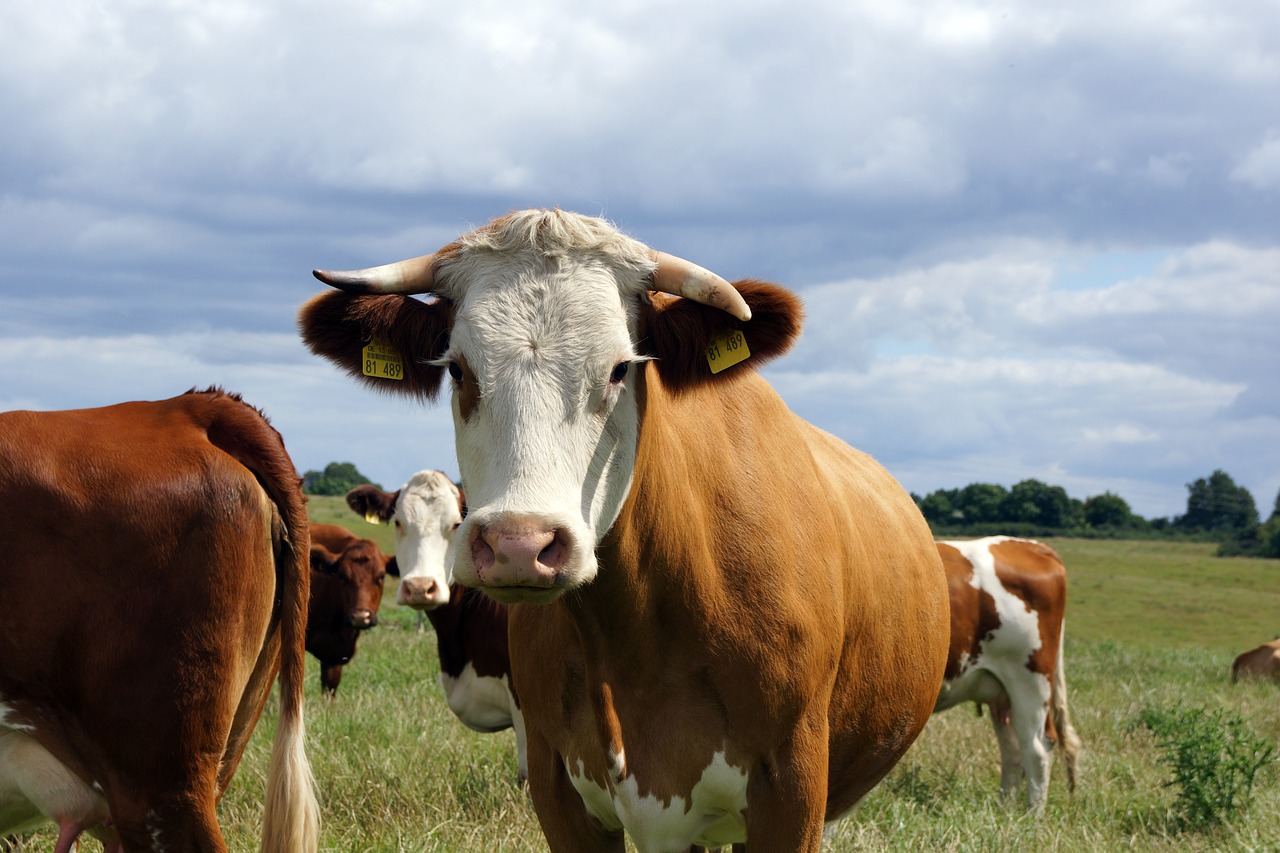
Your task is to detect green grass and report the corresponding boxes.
[8,538,1280,851]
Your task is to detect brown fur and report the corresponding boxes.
[306,523,391,696]
[1231,640,1280,682]
[0,389,318,852]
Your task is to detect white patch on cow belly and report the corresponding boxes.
[438,665,516,732]
[0,698,35,733]
[565,751,749,852]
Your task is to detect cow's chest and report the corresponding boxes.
[564,747,749,852]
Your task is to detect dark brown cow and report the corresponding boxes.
[933,536,1081,811]
[1231,639,1280,682]
[346,474,525,779]
[0,389,319,853]
[300,208,949,850]
[306,523,392,696]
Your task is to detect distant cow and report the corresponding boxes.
[346,472,526,779]
[301,208,949,850]
[1231,640,1280,682]
[0,389,319,852]
[307,523,393,696]
[933,536,1082,811]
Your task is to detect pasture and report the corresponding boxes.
[9,518,1279,851]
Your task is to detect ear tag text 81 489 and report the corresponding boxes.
[362,337,404,381]
[706,330,751,375]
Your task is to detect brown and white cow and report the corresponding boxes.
[345,472,526,780]
[307,523,393,696]
[1231,639,1280,682]
[0,389,319,853]
[933,536,1081,811]
[300,208,949,851]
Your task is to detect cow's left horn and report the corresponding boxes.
[313,252,439,295]
[650,251,752,322]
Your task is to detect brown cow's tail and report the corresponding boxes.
[256,452,321,853]
[1050,622,1082,795]
[192,388,320,852]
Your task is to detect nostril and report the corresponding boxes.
[538,530,569,571]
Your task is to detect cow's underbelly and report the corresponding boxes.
[0,727,109,837]
[565,749,749,852]
[439,665,516,732]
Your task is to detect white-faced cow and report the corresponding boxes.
[1231,640,1280,682]
[933,536,1081,811]
[346,472,526,780]
[0,389,320,853]
[300,208,949,851]
[307,523,393,696]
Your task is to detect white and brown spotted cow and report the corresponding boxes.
[300,208,949,851]
[346,472,527,780]
[933,536,1081,811]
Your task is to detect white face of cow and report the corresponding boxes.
[392,470,464,610]
[439,249,648,605]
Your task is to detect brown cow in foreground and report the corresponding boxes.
[933,536,1081,812]
[307,523,394,696]
[300,208,949,850]
[1231,640,1280,682]
[0,389,319,853]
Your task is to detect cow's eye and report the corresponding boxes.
[447,361,463,382]
[609,361,629,384]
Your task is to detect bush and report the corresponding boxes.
[1137,704,1276,831]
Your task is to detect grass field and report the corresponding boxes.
[9,523,1280,851]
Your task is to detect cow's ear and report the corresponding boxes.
[642,279,803,393]
[385,555,400,578]
[298,292,454,402]
[310,546,340,574]
[346,485,398,525]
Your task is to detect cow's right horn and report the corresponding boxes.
[313,252,439,295]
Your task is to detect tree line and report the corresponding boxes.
[912,469,1280,558]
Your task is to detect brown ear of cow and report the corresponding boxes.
[643,279,804,393]
[298,291,454,402]
[345,485,399,525]
[310,545,341,574]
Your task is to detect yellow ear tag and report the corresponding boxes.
[363,511,384,525]
[362,337,404,381]
[706,330,751,375]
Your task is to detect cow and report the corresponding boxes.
[306,523,393,696]
[933,536,1081,812]
[345,472,526,781]
[1231,639,1280,682]
[299,208,949,851]
[0,388,320,853]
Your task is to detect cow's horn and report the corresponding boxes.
[650,251,752,322]
[312,252,439,295]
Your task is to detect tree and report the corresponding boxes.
[1000,479,1080,529]
[1083,491,1135,529]
[918,490,958,525]
[1177,470,1259,534]
[302,461,380,496]
[953,483,1008,525]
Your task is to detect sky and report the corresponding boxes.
[2,0,1278,521]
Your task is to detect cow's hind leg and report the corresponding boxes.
[988,697,1024,801]
[1005,685,1053,812]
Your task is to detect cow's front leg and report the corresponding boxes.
[526,731,624,853]
[743,716,829,851]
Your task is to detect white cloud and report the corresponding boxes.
[1232,131,1280,189]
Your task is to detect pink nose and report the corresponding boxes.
[398,577,449,610]
[471,518,568,587]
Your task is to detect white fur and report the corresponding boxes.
[391,470,462,607]
[934,536,1055,811]
[566,750,749,852]
[439,212,654,596]
[438,665,528,780]
[0,729,111,843]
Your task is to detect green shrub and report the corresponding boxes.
[1137,704,1276,831]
